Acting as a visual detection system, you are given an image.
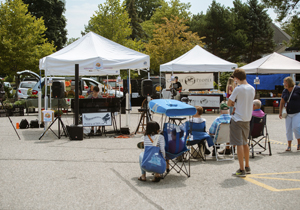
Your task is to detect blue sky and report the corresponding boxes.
[65,0,278,39]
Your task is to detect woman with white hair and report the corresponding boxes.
[252,99,265,118]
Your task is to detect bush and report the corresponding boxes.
[4,75,14,82]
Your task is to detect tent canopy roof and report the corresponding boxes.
[39,32,150,76]
[160,45,237,72]
[242,52,300,74]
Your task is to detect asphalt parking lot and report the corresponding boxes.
[0,109,299,210]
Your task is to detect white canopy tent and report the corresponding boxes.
[241,52,300,74]
[160,45,237,93]
[39,31,150,75]
[38,31,150,128]
[160,45,237,73]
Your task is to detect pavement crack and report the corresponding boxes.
[110,168,164,210]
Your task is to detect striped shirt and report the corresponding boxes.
[143,134,166,158]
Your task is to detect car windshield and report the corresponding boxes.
[20,82,36,88]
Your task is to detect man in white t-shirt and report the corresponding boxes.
[228,68,255,177]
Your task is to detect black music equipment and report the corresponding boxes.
[123,79,141,94]
[52,81,64,99]
[67,125,83,140]
[30,119,39,128]
[71,98,122,114]
[141,79,152,97]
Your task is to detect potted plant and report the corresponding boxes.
[54,110,63,117]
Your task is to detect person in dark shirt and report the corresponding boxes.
[279,77,300,151]
[88,86,103,135]
[169,76,182,100]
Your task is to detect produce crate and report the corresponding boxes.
[263,106,273,114]
[12,111,24,116]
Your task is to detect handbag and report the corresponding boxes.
[141,135,166,174]
[282,86,295,118]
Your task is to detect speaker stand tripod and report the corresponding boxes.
[0,99,21,140]
[39,99,69,140]
[135,97,152,134]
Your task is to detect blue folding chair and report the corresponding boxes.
[187,121,213,161]
[163,121,190,178]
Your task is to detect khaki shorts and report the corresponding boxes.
[230,119,250,146]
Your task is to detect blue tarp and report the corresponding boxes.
[246,74,289,90]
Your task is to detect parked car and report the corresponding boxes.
[71,78,123,97]
[103,79,123,92]
[18,81,37,99]
[31,77,65,96]
[4,82,13,95]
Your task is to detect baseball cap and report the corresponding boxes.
[175,76,178,79]
[220,103,229,110]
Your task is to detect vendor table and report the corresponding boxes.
[260,97,281,113]
[25,98,69,111]
[186,94,224,113]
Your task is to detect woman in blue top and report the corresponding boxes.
[279,77,300,151]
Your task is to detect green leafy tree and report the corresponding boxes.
[64,37,80,47]
[135,0,161,21]
[0,0,56,76]
[190,1,246,62]
[262,0,299,22]
[145,16,204,74]
[142,0,191,39]
[125,0,146,40]
[84,0,132,46]
[22,0,67,51]
[246,0,275,62]
[201,1,236,60]
[281,16,300,47]
[262,0,300,47]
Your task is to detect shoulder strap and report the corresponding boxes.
[148,135,159,146]
[148,135,153,143]
[287,86,295,103]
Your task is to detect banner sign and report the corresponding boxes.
[188,95,220,108]
[82,112,112,126]
[165,73,214,90]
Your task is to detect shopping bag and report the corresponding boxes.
[141,146,166,174]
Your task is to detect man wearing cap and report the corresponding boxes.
[228,68,255,177]
[209,103,231,156]
[169,76,182,100]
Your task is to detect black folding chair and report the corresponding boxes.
[248,114,272,158]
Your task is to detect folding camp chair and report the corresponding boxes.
[187,121,213,161]
[248,114,271,158]
[213,123,234,161]
[163,121,190,178]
